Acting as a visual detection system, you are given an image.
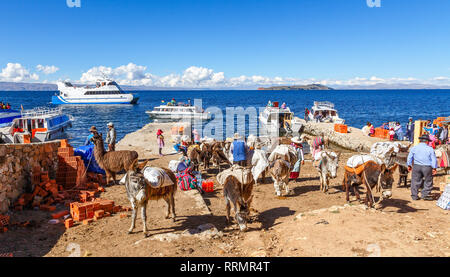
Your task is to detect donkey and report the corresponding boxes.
[316,151,340,193]
[269,159,292,196]
[124,168,177,237]
[223,175,254,232]
[211,149,232,172]
[343,161,396,208]
[188,146,211,171]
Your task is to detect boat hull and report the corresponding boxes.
[0,110,21,128]
[52,94,139,105]
[146,111,211,121]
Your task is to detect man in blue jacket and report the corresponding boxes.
[84,126,97,146]
[231,133,247,166]
[407,134,438,201]
[405,117,415,142]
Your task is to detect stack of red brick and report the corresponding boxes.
[56,140,86,188]
[13,169,62,212]
[14,162,106,212]
[86,172,107,187]
[67,198,130,228]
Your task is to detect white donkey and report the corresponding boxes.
[316,151,340,193]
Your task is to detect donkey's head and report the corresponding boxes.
[236,195,253,232]
[378,164,395,198]
[322,151,340,178]
[126,171,147,203]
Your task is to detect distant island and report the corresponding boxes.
[2,81,450,91]
[257,84,333,90]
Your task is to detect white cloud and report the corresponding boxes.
[76,63,450,89]
[36,65,59,74]
[80,63,156,86]
[0,63,39,82]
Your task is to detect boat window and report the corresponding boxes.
[38,119,45,128]
[330,111,336,116]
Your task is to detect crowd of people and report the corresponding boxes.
[361,118,449,148]
[0,102,11,110]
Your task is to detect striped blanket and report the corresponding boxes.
[176,168,198,191]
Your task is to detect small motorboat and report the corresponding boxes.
[146,101,211,122]
[0,107,73,144]
[308,101,345,123]
[259,101,303,137]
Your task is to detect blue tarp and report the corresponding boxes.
[74,145,105,174]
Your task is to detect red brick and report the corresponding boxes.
[65,218,74,229]
[51,210,69,219]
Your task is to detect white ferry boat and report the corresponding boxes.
[146,102,211,122]
[0,107,73,144]
[0,109,22,128]
[308,101,345,124]
[52,79,139,105]
[259,101,303,137]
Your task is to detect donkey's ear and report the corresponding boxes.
[380,163,387,173]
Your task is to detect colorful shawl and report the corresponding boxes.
[176,168,198,191]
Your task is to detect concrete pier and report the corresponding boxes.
[116,121,191,158]
[296,118,404,153]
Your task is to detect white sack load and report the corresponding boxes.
[201,136,216,144]
[251,149,269,183]
[268,144,296,163]
[143,167,174,188]
[168,160,182,172]
[370,142,402,164]
[247,134,259,149]
[118,167,174,187]
[346,154,383,168]
[216,165,254,186]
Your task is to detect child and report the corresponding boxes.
[157,129,164,156]
[389,128,395,141]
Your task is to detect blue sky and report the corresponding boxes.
[1,0,450,88]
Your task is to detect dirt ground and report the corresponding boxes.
[1,149,449,257]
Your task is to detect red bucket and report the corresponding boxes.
[202,180,214,192]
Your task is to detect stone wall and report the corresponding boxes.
[0,141,61,213]
[297,119,391,153]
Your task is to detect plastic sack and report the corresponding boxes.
[74,145,105,174]
[143,167,174,188]
[346,154,382,168]
[437,184,450,210]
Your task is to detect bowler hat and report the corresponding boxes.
[418,134,431,141]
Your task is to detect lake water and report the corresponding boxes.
[0,90,449,146]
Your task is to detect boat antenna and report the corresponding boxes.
[101,72,111,80]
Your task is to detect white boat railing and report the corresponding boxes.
[313,101,335,109]
[20,107,63,118]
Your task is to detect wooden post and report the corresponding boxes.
[413,120,428,145]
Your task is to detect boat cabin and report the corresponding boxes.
[0,108,72,144]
